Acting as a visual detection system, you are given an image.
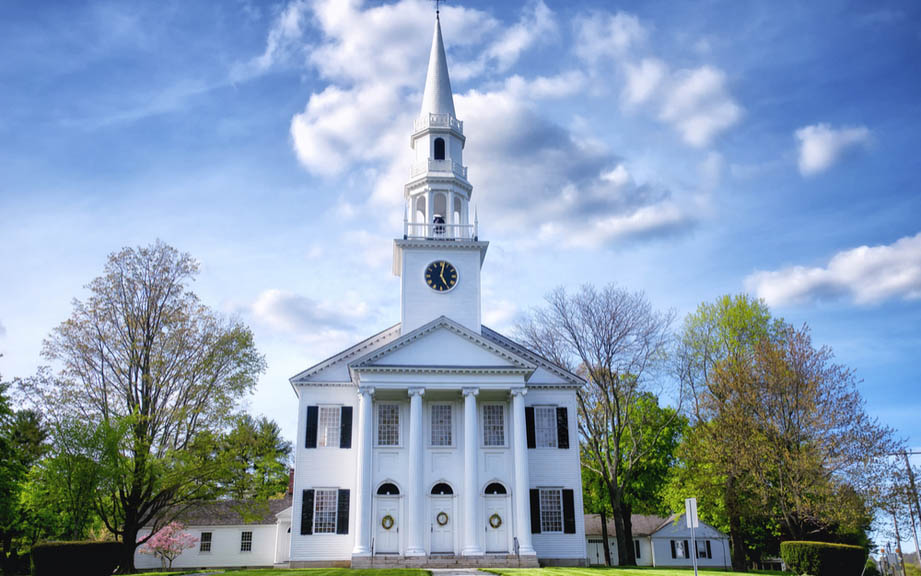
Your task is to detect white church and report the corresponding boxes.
[286,14,587,568]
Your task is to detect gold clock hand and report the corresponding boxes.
[440,262,446,284]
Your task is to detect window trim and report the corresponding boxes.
[312,487,339,535]
[374,403,402,447]
[534,405,559,448]
[481,402,508,448]
[316,404,341,449]
[428,403,455,448]
[199,531,212,553]
[240,530,253,552]
[538,487,564,534]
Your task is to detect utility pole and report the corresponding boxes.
[903,451,921,566]
[894,512,907,576]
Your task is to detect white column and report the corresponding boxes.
[352,386,375,555]
[511,387,536,555]
[406,387,426,556]
[462,387,483,556]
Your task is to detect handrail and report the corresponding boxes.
[404,221,477,241]
[410,158,468,179]
[414,113,464,134]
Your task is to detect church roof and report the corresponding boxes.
[147,497,292,528]
[420,15,456,118]
[481,326,586,387]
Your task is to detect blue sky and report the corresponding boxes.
[2,0,920,503]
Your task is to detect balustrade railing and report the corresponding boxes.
[404,221,477,240]
[414,113,464,134]
[410,159,468,179]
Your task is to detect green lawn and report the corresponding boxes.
[138,570,428,576]
[484,568,785,576]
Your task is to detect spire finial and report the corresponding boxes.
[431,0,446,18]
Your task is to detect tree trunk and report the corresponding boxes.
[621,500,637,565]
[726,475,748,572]
[600,507,612,566]
[607,484,634,566]
[119,526,139,574]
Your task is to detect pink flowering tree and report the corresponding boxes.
[139,522,199,569]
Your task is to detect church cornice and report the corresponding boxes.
[351,364,533,376]
[289,323,402,385]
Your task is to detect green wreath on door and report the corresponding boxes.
[381,514,395,530]
[489,513,502,529]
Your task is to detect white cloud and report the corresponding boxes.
[0,320,5,338]
[745,232,921,306]
[574,11,647,64]
[251,289,369,335]
[795,123,871,176]
[485,0,557,72]
[698,151,723,191]
[622,58,666,107]
[233,0,309,80]
[659,66,742,148]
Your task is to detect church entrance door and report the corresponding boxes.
[430,495,453,554]
[375,496,400,554]
[485,496,508,553]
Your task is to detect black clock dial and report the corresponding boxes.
[425,260,458,292]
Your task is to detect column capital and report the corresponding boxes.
[462,387,479,397]
[510,387,528,397]
[357,386,375,397]
[408,387,426,398]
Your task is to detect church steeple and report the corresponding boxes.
[420,15,456,118]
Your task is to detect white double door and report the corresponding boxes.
[485,496,509,553]
[430,495,454,554]
[375,496,400,554]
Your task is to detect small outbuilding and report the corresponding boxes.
[585,513,731,569]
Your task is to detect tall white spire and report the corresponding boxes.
[420,15,456,118]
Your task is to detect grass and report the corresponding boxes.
[137,570,428,576]
[483,568,786,576]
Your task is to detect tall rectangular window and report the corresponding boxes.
[539,488,563,533]
[199,532,212,552]
[431,404,452,446]
[483,404,505,446]
[317,406,340,448]
[377,404,400,446]
[313,488,338,534]
[535,406,558,448]
[240,531,252,552]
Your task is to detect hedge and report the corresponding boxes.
[31,541,121,576]
[780,540,866,576]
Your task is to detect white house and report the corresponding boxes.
[585,513,731,569]
[286,13,587,569]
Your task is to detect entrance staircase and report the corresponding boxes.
[350,553,540,569]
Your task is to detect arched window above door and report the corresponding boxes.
[431,482,454,495]
[484,482,507,495]
[377,482,400,495]
[434,137,446,160]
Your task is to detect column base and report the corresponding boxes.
[462,546,484,556]
[405,548,426,557]
[517,546,537,556]
[351,547,371,556]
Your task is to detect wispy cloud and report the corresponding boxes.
[745,232,921,306]
[795,123,871,176]
[251,288,369,335]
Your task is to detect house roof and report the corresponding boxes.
[584,513,671,537]
[149,497,292,527]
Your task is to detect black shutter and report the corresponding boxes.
[635,539,641,559]
[339,407,353,449]
[301,489,314,535]
[556,406,569,449]
[562,489,576,534]
[684,540,690,559]
[706,540,712,559]
[670,540,676,558]
[336,489,350,534]
[305,406,318,448]
[525,407,536,449]
[529,489,541,533]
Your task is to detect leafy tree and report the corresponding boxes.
[519,285,679,566]
[26,241,266,572]
[218,414,292,500]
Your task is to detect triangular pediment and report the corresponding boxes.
[349,316,535,373]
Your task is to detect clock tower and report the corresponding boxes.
[393,14,488,334]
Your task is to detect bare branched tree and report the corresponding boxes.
[518,284,679,566]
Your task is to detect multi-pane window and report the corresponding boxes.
[199,532,212,552]
[539,488,563,533]
[431,404,452,446]
[483,404,505,446]
[317,406,340,448]
[313,489,338,534]
[535,406,558,448]
[240,531,252,552]
[377,404,400,446]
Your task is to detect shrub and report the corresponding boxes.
[31,541,120,576]
[781,540,866,576]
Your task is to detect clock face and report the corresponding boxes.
[425,260,458,292]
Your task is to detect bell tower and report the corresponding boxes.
[393,14,488,334]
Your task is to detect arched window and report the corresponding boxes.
[377,482,400,495]
[414,196,426,225]
[453,197,462,227]
[431,482,454,495]
[484,482,507,495]
[434,138,445,160]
